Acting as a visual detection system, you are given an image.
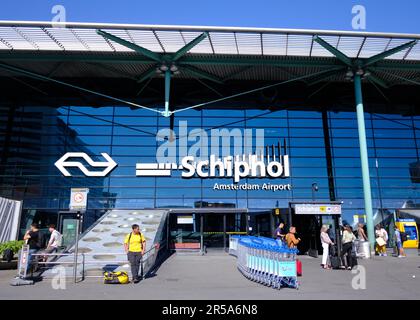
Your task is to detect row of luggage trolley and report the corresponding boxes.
[229,235,299,290]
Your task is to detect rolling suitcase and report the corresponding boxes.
[350,254,358,269]
[296,259,302,276]
[329,244,341,269]
[330,256,341,269]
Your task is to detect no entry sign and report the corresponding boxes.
[70,188,89,210]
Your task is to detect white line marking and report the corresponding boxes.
[136,163,158,169]
[136,170,171,176]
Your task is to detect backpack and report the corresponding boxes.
[2,249,14,262]
[400,232,408,242]
[127,232,144,251]
[103,271,129,284]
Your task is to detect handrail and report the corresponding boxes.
[31,244,159,257]
[29,243,164,281]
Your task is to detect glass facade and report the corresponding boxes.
[1,105,419,232]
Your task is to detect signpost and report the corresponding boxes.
[18,244,30,279]
[294,203,342,215]
[69,188,88,283]
[72,211,83,283]
[70,188,89,211]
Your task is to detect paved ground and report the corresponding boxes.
[0,251,419,300]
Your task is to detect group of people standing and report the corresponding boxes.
[274,222,301,249]
[320,224,356,270]
[320,222,407,270]
[374,224,406,258]
[274,220,407,272]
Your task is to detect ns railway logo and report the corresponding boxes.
[54,152,290,183]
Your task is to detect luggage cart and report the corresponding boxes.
[233,236,299,290]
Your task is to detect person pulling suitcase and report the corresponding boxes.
[341,225,357,270]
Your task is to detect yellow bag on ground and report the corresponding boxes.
[103,271,129,284]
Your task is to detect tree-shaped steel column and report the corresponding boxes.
[313,35,418,253]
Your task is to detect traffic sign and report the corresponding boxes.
[69,188,89,211]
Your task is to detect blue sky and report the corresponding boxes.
[1,0,420,33]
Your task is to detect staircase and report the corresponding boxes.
[42,209,169,279]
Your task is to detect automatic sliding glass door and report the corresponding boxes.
[203,213,225,249]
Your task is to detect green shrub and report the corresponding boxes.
[0,240,25,255]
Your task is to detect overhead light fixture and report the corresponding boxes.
[160,64,169,72]
[345,70,354,78]
[355,68,364,76]
[170,64,178,72]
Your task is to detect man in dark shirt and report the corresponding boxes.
[22,223,43,273]
[274,222,287,245]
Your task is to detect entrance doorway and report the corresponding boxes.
[288,202,342,257]
[292,214,322,257]
[57,211,80,248]
[168,209,248,252]
[203,213,225,249]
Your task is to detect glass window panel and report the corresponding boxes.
[68,116,114,125]
[373,129,414,139]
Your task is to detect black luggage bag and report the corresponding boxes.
[350,254,358,269]
[329,244,341,269]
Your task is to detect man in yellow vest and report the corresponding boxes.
[124,224,146,283]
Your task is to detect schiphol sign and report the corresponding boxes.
[136,154,290,183]
[55,152,291,183]
[54,122,293,191]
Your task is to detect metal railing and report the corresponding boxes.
[27,243,162,282]
[230,235,300,290]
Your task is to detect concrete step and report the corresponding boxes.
[42,209,167,278]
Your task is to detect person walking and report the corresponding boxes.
[341,225,356,270]
[124,224,146,283]
[394,226,406,258]
[42,224,62,262]
[320,225,334,269]
[375,224,388,256]
[286,226,301,249]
